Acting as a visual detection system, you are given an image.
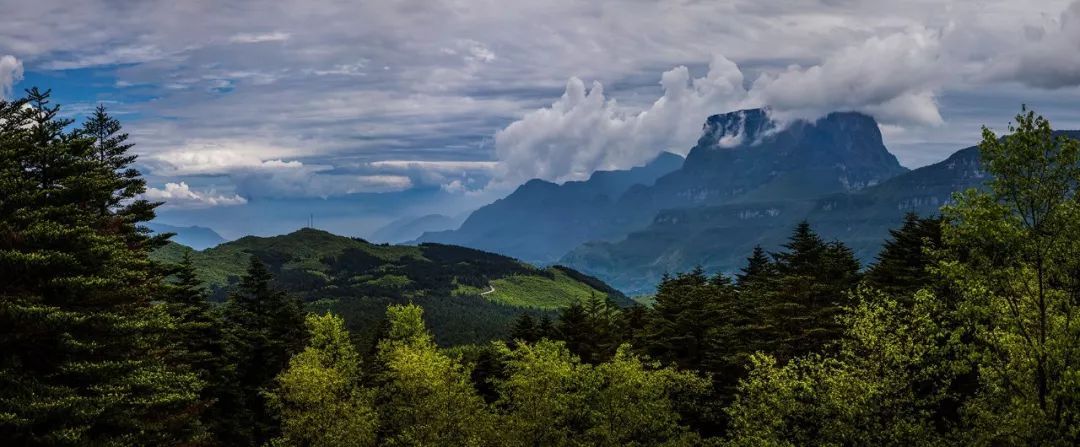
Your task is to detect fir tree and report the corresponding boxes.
[162,254,233,441]
[765,222,860,361]
[736,245,775,288]
[509,313,538,344]
[864,213,943,299]
[0,92,202,445]
[221,256,308,445]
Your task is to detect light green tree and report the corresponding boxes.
[937,107,1080,445]
[267,313,377,447]
[725,288,961,447]
[375,304,496,446]
[496,339,706,447]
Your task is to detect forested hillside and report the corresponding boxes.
[152,228,628,345]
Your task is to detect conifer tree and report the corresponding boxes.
[509,313,538,344]
[162,254,233,441]
[765,221,860,361]
[267,313,378,447]
[736,245,775,288]
[221,256,308,445]
[0,91,202,445]
[864,213,943,299]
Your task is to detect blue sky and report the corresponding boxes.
[2,0,1080,239]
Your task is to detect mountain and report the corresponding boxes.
[416,151,684,263]
[146,222,226,250]
[614,109,908,216]
[561,130,1080,294]
[152,228,629,346]
[370,214,461,244]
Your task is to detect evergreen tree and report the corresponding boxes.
[509,313,538,344]
[642,268,728,371]
[221,256,308,445]
[736,245,775,288]
[536,315,556,340]
[864,213,943,299]
[0,92,202,445]
[162,254,234,442]
[765,222,860,361]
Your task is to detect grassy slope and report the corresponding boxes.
[487,267,609,309]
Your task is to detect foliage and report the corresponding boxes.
[267,313,377,447]
[373,304,495,446]
[219,256,308,445]
[936,106,1080,445]
[0,90,203,445]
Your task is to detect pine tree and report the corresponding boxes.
[536,315,556,341]
[509,313,538,344]
[162,254,233,441]
[765,221,860,361]
[864,213,943,299]
[643,268,730,371]
[736,245,775,288]
[0,92,202,445]
[221,256,308,445]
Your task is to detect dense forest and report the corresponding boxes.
[2,88,1080,446]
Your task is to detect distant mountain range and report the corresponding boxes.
[146,222,226,250]
[419,105,1080,295]
[416,151,684,262]
[152,228,629,345]
[370,214,462,244]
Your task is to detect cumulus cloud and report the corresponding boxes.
[142,182,247,208]
[985,1,1080,88]
[746,27,945,126]
[0,55,24,98]
[493,55,746,185]
[492,34,952,185]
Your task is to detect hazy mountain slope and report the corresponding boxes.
[153,228,629,345]
[416,151,684,263]
[370,214,460,244]
[146,222,226,250]
[562,130,1080,294]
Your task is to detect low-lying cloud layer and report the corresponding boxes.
[142,182,247,209]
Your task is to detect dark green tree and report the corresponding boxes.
[162,254,234,442]
[0,92,203,445]
[509,313,538,344]
[220,256,308,445]
[765,222,860,361]
[864,213,943,299]
[735,245,775,288]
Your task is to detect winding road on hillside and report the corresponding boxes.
[480,285,495,296]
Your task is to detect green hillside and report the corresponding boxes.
[152,228,629,345]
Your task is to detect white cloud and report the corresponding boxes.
[984,1,1080,88]
[142,182,247,208]
[493,55,747,185]
[229,32,291,44]
[746,27,945,126]
[0,55,24,98]
[367,160,498,171]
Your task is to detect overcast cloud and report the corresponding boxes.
[2,0,1079,229]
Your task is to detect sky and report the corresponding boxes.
[2,0,1080,239]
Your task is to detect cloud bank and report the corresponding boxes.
[142,182,247,208]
